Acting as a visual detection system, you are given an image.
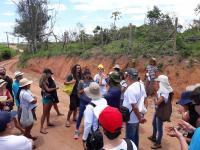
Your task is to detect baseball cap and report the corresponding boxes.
[94,105,122,133]
[98,64,104,69]
[0,111,17,132]
[126,68,138,79]
[113,64,120,70]
[43,68,53,74]
[176,91,192,105]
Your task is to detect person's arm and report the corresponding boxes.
[43,82,58,92]
[6,90,13,102]
[177,133,188,150]
[131,104,146,123]
[78,81,84,95]
[82,106,93,142]
[64,74,76,85]
[154,96,164,106]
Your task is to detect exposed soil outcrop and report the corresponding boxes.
[25,55,200,99]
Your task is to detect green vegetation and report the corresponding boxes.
[18,5,200,66]
[0,44,16,61]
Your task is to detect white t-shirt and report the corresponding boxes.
[94,74,107,96]
[82,98,107,140]
[0,135,32,150]
[105,139,137,150]
[20,89,35,110]
[122,81,147,123]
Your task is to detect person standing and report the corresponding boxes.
[93,105,137,150]
[65,64,82,127]
[45,69,63,116]
[148,75,173,149]
[145,58,158,97]
[74,69,93,139]
[0,67,14,108]
[12,71,23,120]
[122,68,147,148]
[0,111,32,150]
[17,78,37,140]
[94,64,107,96]
[82,82,107,150]
[104,71,121,109]
[39,69,58,134]
[0,79,13,111]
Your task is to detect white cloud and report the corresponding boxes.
[49,3,67,12]
[3,12,15,16]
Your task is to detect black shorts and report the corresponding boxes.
[69,94,80,110]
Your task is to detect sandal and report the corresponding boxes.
[47,123,55,127]
[40,129,48,134]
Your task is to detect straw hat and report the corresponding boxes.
[84,82,101,100]
[19,78,33,87]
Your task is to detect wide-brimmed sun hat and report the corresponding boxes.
[19,78,33,87]
[84,82,101,100]
[14,71,23,78]
[155,75,173,93]
[94,105,122,133]
[0,79,7,87]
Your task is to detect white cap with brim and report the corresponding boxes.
[19,78,33,87]
[84,82,102,100]
[14,71,23,78]
[113,64,120,69]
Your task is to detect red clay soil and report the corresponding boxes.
[1,56,200,150]
[25,55,200,98]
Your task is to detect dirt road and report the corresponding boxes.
[0,57,181,150]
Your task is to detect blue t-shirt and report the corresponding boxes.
[12,80,20,107]
[189,127,200,150]
[104,86,121,108]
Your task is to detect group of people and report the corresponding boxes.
[0,57,200,150]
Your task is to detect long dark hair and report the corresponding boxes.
[71,64,82,80]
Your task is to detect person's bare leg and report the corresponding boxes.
[14,118,24,134]
[40,104,48,134]
[47,104,54,126]
[66,110,73,127]
[53,103,64,116]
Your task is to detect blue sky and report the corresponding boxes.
[0,0,199,43]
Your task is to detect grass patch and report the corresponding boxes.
[0,44,17,61]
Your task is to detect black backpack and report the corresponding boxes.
[120,106,133,122]
[86,102,104,150]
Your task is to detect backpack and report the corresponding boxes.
[86,102,104,150]
[155,92,174,122]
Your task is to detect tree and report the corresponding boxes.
[147,6,162,26]
[195,3,200,15]
[14,0,50,52]
[111,11,121,29]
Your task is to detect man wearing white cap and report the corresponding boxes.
[82,82,107,150]
[12,71,23,116]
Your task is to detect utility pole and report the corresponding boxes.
[5,32,9,48]
[173,17,178,51]
[128,23,133,55]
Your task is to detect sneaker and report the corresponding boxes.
[151,143,162,149]
[74,130,80,140]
